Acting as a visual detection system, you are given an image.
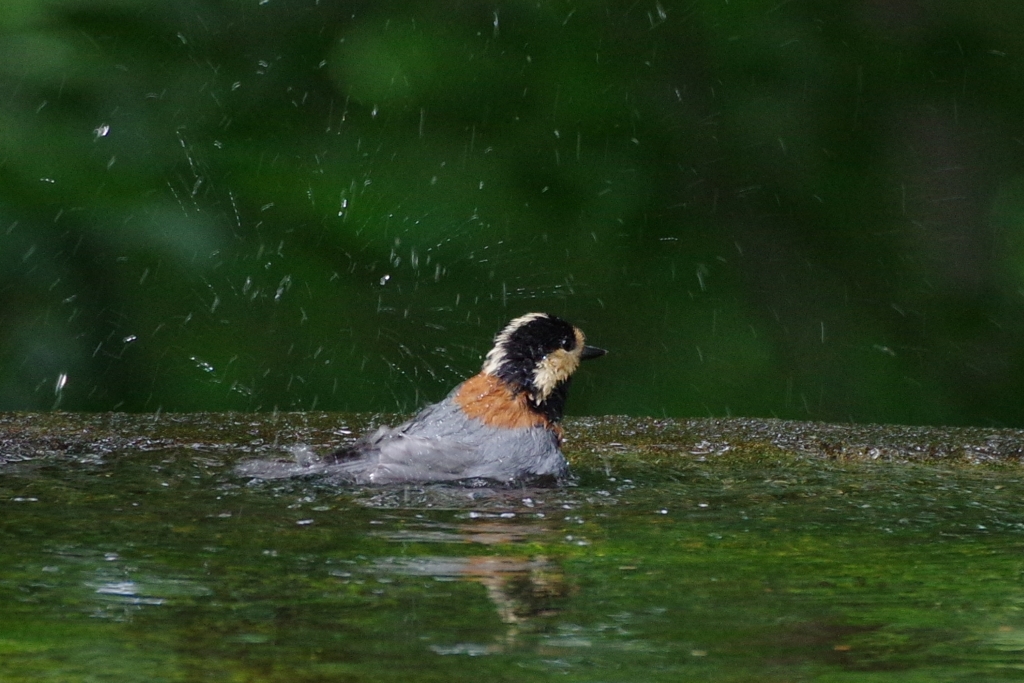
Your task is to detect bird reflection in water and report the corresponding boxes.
[365,519,572,650]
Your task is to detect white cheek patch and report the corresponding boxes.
[531,347,582,403]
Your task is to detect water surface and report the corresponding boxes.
[2,415,1024,681]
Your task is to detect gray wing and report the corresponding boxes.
[354,396,567,484]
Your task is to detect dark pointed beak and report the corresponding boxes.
[581,345,607,360]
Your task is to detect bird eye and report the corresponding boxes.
[561,336,575,351]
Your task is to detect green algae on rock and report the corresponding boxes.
[1,412,1023,467]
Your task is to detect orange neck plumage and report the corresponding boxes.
[454,373,563,443]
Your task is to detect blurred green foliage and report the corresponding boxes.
[3,0,1024,425]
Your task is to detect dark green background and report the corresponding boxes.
[3,0,1024,425]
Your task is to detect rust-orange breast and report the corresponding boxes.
[454,373,563,442]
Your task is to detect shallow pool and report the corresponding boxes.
[3,416,1024,682]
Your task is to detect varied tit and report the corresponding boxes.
[238,313,605,486]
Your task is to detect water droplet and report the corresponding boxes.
[275,275,292,301]
[93,124,110,139]
[190,356,215,374]
[379,274,391,286]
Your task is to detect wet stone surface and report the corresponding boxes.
[1,411,1022,466]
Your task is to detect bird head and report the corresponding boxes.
[481,312,605,421]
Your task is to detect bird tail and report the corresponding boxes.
[235,444,369,481]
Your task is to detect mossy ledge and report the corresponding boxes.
[1,412,1022,467]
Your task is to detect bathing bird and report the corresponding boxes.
[238,312,605,486]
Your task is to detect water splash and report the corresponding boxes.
[52,372,68,409]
